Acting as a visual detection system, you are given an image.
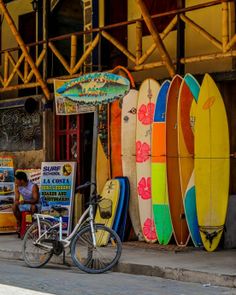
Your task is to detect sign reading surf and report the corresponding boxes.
[40,162,76,234]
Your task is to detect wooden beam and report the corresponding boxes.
[136,0,175,77]
[136,21,142,64]
[24,46,29,81]
[0,82,41,92]
[0,0,51,99]
[47,73,82,84]
[5,52,25,87]
[180,14,222,50]
[222,1,229,52]
[102,30,136,64]
[71,34,77,70]
[3,51,8,85]
[160,16,178,40]
[7,51,24,83]
[26,48,47,83]
[138,16,178,65]
[72,33,100,74]
[48,42,71,74]
[225,34,236,51]
[180,50,236,63]
[133,60,165,71]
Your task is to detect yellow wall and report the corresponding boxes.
[184,0,234,73]
[128,0,235,81]
[0,0,33,99]
[2,0,32,51]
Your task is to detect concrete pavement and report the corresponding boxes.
[0,234,236,288]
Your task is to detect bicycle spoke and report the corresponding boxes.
[23,221,53,268]
[71,224,122,273]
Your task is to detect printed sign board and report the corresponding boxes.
[40,162,77,234]
[0,157,17,233]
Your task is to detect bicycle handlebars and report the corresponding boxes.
[75,181,96,192]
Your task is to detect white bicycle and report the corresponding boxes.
[22,182,122,274]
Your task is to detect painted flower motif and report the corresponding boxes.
[143,218,157,241]
[138,177,151,200]
[138,103,155,125]
[136,141,150,163]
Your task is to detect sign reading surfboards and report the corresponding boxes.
[0,156,17,233]
[40,162,76,234]
[54,72,130,114]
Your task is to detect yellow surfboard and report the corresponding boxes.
[195,73,229,252]
[95,179,120,245]
[96,104,111,195]
[96,137,110,194]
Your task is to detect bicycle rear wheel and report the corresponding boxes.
[22,220,53,268]
[71,224,122,274]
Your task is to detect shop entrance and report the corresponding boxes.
[55,113,94,185]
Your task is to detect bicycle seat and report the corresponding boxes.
[51,206,68,214]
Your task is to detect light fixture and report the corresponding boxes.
[31,0,38,12]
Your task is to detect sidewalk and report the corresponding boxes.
[0,234,236,288]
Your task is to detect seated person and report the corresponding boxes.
[12,171,40,232]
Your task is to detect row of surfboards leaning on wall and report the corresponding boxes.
[96,71,229,252]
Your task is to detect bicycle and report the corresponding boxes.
[22,181,122,274]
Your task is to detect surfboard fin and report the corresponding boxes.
[199,226,224,248]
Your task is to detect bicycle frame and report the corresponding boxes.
[34,203,96,249]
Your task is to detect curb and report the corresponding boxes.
[1,249,236,288]
[114,263,236,288]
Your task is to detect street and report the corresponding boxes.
[0,259,235,295]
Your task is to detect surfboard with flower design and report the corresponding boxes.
[136,79,160,243]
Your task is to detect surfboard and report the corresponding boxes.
[95,179,120,245]
[179,74,202,247]
[151,80,172,245]
[110,67,136,180]
[184,73,200,134]
[136,78,160,243]
[121,89,143,240]
[166,75,190,247]
[55,72,130,105]
[96,104,110,194]
[110,98,123,178]
[195,73,229,251]
[113,177,130,242]
[184,171,202,246]
[112,177,126,233]
[185,73,200,102]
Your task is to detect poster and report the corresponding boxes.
[54,79,95,115]
[0,157,17,233]
[16,169,41,188]
[40,162,77,234]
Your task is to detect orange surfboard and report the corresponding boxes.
[110,66,136,179]
[110,99,123,178]
[166,75,190,246]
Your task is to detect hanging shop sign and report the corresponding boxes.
[40,162,77,234]
[54,72,130,115]
[0,156,17,233]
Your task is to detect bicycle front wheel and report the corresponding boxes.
[71,224,122,274]
[22,220,53,268]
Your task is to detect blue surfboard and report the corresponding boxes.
[113,177,126,234]
[117,177,130,241]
